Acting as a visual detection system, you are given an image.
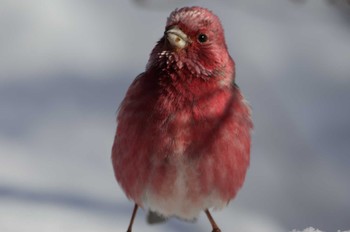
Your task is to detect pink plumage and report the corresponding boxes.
[112,6,252,232]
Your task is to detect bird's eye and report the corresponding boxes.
[197,34,208,43]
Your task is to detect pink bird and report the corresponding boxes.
[112,6,253,232]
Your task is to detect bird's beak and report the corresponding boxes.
[166,27,188,49]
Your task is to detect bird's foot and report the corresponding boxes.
[212,229,221,232]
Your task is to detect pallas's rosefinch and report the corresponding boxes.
[112,6,253,232]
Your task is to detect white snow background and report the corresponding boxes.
[0,0,349,231]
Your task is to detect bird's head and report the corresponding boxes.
[148,6,234,81]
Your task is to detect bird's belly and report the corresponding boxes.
[137,112,249,219]
[141,155,228,220]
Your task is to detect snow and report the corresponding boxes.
[291,228,350,232]
[291,228,324,232]
[1,0,350,231]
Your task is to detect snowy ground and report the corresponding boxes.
[1,0,350,231]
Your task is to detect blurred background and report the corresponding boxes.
[0,0,349,231]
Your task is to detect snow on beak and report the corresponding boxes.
[166,27,188,49]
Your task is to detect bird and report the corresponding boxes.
[111,6,253,232]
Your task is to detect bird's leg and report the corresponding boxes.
[126,204,138,232]
[205,209,222,232]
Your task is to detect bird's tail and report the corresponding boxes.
[146,211,167,224]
